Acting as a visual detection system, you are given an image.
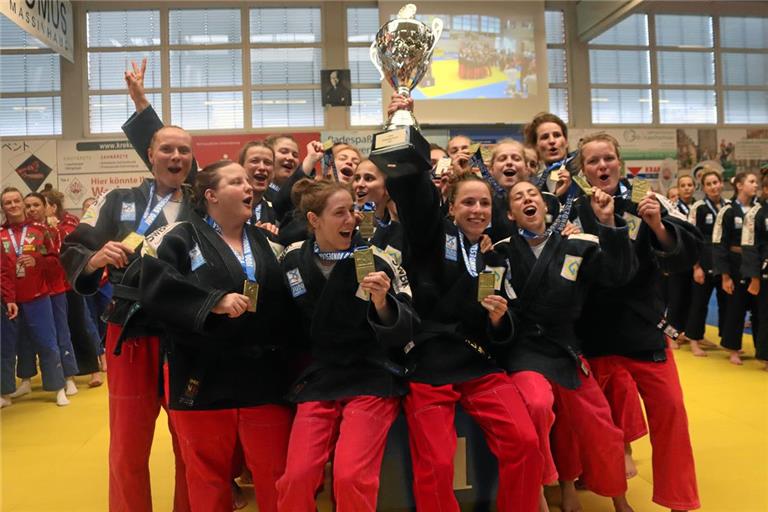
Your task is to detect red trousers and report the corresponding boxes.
[588,351,700,510]
[276,395,400,512]
[510,368,626,497]
[404,373,542,512]
[169,404,293,512]
[594,359,649,443]
[106,323,190,512]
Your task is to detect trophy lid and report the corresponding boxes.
[397,4,417,19]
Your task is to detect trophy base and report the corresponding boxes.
[369,126,431,178]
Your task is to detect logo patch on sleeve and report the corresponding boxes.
[445,235,457,261]
[189,244,205,271]
[287,268,307,297]
[560,255,583,282]
[120,202,136,222]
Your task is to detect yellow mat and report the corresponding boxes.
[1,326,767,511]
[417,60,508,98]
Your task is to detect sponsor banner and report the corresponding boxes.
[192,132,320,167]
[1,139,57,193]
[1,0,74,62]
[321,129,451,157]
[571,128,677,160]
[58,172,147,210]
[56,139,148,175]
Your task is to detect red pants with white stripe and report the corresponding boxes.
[169,404,293,512]
[276,395,400,512]
[510,366,626,497]
[105,323,190,512]
[404,373,542,512]
[588,351,700,510]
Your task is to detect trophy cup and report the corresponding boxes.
[369,4,443,175]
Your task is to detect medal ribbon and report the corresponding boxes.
[205,216,256,281]
[8,225,28,257]
[313,241,367,261]
[137,182,175,236]
[457,232,480,277]
[469,148,505,198]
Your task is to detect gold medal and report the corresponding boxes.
[549,170,561,182]
[243,280,259,313]
[353,248,375,283]
[359,211,375,239]
[477,272,495,302]
[122,231,145,251]
[434,157,452,177]
[322,139,334,151]
[15,262,25,278]
[631,179,650,204]
[573,175,594,196]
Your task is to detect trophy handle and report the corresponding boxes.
[369,42,385,81]
[429,18,443,55]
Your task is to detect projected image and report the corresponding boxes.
[412,14,537,101]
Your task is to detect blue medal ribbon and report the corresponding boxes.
[205,216,256,282]
[312,241,367,261]
[704,197,722,217]
[469,148,505,198]
[253,202,263,222]
[457,232,479,278]
[137,182,175,236]
[8,225,28,257]
[677,200,691,216]
[535,151,578,190]
[323,149,338,182]
[268,182,280,193]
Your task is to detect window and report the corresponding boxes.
[588,13,767,125]
[169,9,243,130]
[0,17,61,136]
[249,7,324,128]
[546,10,569,122]
[720,17,768,124]
[86,10,162,134]
[347,6,383,126]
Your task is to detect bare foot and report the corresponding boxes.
[669,338,680,350]
[99,354,107,372]
[690,340,707,357]
[762,361,768,372]
[612,494,635,512]
[231,481,246,510]
[560,481,583,512]
[88,372,104,387]
[539,487,550,512]
[624,444,638,479]
[729,351,744,365]
[700,338,718,348]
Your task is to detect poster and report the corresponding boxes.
[1,139,58,194]
[56,139,148,175]
[57,172,148,211]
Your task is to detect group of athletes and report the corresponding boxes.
[3,58,767,512]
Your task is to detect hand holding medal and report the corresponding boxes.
[212,292,250,318]
[480,293,508,328]
[590,187,615,226]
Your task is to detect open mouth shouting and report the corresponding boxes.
[167,164,184,175]
[503,167,517,178]
[252,172,268,186]
[523,202,538,218]
[339,166,354,179]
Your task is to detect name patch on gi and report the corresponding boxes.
[705,213,714,225]
[445,235,458,261]
[120,202,136,222]
[560,255,583,282]
[287,268,306,297]
[623,212,641,241]
[735,216,743,229]
[189,244,205,271]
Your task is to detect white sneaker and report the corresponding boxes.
[56,388,70,406]
[1,395,11,408]
[9,379,31,398]
[65,378,78,396]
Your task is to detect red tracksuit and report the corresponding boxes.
[0,220,56,303]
